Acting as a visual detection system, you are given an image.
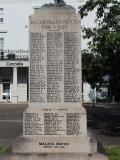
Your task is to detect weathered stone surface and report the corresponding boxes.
[23,105,87,137]
[13,107,98,154]
[29,7,82,105]
[12,136,94,154]
[12,6,92,154]
[0,153,108,160]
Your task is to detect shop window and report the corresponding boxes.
[0,8,4,23]
[0,8,3,14]
[0,18,3,23]
[0,8,3,11]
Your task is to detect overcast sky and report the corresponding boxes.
[0,0,96,49]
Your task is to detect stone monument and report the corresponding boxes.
[0,1,107,160]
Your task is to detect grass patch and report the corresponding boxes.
[0,146,7,154]
[105,147,120,160]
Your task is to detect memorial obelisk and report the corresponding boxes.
[11,1,108,160]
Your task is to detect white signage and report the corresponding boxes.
[6,61,23,66]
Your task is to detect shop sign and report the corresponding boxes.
[6,61,23,66]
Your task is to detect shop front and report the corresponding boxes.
[0,60,29,103]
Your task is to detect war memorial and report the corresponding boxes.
[0,0,108,159]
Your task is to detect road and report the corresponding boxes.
[0,103,27,146]
[85,103,120,146]
[0,103,120,147]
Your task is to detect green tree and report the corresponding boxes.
[79,0,120,101]
[82,49,104,90]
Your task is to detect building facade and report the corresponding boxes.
[0,0,39,103]
[0,60,28,103]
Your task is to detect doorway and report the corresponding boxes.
[2,82,11,101]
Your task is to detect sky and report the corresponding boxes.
[0,0,95,28]
[0,0,96,49]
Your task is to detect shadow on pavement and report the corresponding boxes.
[84,103,120,146]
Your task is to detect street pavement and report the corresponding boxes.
[0,103,120,147]
[0,103,27,147]
[85,103,120,146]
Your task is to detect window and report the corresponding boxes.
[0,18,3,23]
[0,8,3,16]
[0,8,3,13]
[0,8,4,23]
[0,38,4,50]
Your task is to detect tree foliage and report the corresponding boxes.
[79,0,120,100]
[82,50,104,89]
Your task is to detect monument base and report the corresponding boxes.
[12,105,97,154]
[12,134,97,154]
[0,152,108,160]
[9,105,108,159]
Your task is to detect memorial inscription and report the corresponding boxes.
[47,32,63,102]
[24,111,81,136]
[64,32,81,102]
[29,19,81,104]
[38,141,69,149]
[30,33,47,103]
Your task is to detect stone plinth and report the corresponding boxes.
[13,105,96,154]
[10,6,108,160]
[0,153,108,160]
